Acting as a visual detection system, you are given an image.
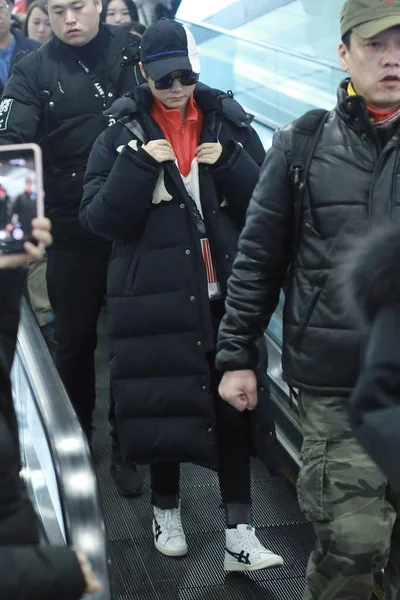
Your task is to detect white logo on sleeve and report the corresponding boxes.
[0,99,13,131]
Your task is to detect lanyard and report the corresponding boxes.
[77,59,107,110]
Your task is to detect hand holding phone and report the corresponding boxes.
[0,217,52,269]
[0,143,44,254]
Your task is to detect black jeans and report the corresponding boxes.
[46,244,111,431]
[151,300,252,525]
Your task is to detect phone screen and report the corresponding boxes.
[0,145,43,254]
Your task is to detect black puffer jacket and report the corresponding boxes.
[79,83,269,468]
[216,79,400,396]
[0,269,86,600]
[0,25,145,248]
[341,223,400,487]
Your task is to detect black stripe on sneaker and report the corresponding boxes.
[225,548,251,565]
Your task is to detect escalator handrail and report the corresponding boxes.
[16,298,112,600]
[180,17,341,72]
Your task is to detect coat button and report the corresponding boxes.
[212,210,216,215]
[49,101,54,107]
[108,92,113,97]
[393,135,399,141]
[202,385,207,391]
[123,55,128,60]
[185,249,191,255]
[224,254,229,259]
[190,296,195,301]
[207,427,212,433]
[197,341,202,346]
[259,386,265,392]
[72,172,76,177]
[180,203,185,208]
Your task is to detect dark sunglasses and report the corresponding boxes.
[154,70,199,90]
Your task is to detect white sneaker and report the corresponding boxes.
[224,524,284,572]
[152,504,188,557]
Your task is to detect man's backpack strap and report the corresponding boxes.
[37,49,59,175]
[289,108,330,256]
[38,49,59,104]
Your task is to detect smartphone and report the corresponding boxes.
[0,143,44,254]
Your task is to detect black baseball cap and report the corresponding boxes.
[140,18,200,81]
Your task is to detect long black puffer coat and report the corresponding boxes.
[79,83,273,469]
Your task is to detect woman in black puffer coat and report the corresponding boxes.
[341,222,400,488]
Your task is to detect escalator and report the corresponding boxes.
[13,299,113,600]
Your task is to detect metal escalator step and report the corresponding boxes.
[108,523,313,598]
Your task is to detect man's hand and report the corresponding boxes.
[143,140,176,163]
[0,217,52,270]
[196,142,223,165]
[218,369,258,412]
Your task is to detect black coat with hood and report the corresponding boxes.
[0,268,86,600]
[0,24,145,248]
[216,79,400,397]
[341,223,400,489]
[79,83,278,470]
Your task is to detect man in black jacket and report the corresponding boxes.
[0,0,145,495]
[80,18,283,571]
[0,217,99,600]
[217,0,400,598]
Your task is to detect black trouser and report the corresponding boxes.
[151,301,252,526]
[46,244,111,431]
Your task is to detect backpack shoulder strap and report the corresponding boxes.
[37,47,59,101]
[288,108,330,255]
[119,115,148,145]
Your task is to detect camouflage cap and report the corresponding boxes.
[341,0,400,39]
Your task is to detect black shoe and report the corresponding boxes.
[111,458,144,497]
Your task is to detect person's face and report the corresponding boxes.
[140,64,195,112]
[0,2,11,41]
[47,0,101,46]
[27,6,52,43]
[339,26,400,111]
[105,0,130,25]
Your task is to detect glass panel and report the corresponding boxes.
[234,0,344,65]
[12,358,66,545]
[186,22,343,128]
[177,0,241,22]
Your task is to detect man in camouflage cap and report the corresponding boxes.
[217,0,400,598]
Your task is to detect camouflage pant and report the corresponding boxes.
[297,393,400,600]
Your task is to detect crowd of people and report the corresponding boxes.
[1,0,400,598]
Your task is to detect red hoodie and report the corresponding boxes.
[150,95,203,176]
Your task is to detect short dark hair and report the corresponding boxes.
[342,30,352,49]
